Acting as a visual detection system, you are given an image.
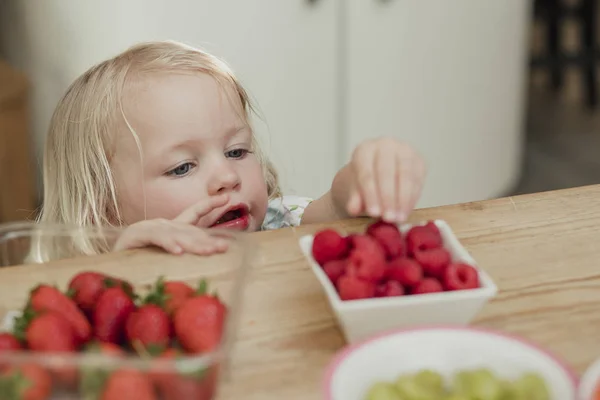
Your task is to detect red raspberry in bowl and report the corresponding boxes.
[347,235,386,282]
[412,278,444,295]
[375,280,405,297]
[386,258,423,287]
[312,229,349,266]
[406,225,443,255]
[366,220,404,259]
[443,263,480,291]
[323,259,347,285]
[414,248,451,278]
[337,266,376,300]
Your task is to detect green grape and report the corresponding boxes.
[414,370,445,395]
[508,372,550,400]
[395,375,440,400]
[453,369,504,400]
[365,382,403,400]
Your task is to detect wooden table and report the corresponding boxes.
[1,185,600,399]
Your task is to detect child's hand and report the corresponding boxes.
[342,137,426,223]
[113,194,230,255]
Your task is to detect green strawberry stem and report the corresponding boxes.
[142,276,168,308]
[196,279,208,295]
[12,305,37,343]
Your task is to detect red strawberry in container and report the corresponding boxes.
[173,280,227,354]
[14,310,79,389]
[100,369,157,400]
[68,271,133,318]
[322,259,347,285]
[366,220,404,259]
[312,229,350,266]
[152,348,218,400]
[126,304,171,354]
[94,286,137,345]
[143,276,194,316]
[1,363,52,400]
[28,284,92,345]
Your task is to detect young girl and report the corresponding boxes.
[37,40,426,257]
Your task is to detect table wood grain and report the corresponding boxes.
[1,185,600,399]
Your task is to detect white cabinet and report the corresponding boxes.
[345,0,532,207]
[1,0,531,206]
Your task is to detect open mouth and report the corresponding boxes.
[211,205,249,228]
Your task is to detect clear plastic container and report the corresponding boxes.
[0,221,253,399]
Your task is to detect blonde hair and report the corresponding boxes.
[34,40,280,259]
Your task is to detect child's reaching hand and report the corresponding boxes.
[113,194,231,255]
[303,138,426,225]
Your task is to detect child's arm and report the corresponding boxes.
[302,137,426,225]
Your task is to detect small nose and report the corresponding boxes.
[207,160,241,195]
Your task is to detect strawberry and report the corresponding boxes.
[386,258,423,287]
[336,266,376,300]
[414,248,451,278]
[0,363,52,400]
[0,332,22,352]
[79,342,125,398]
[375,280,405,297]
[323,259,347,285]
[24,312,77,352]
[68,271,133,317]
[29,285,91,344]
[0,333,22,369]
[94,286,136,345]
[412,278,444,295]
[312,229,350,266]
[126,304,171,352]
[348,235,386,282]
[143,277,194,316]
[443,263,480,291]
[366,220,404,259]
[151,349,218,400]
[406,225,442,255]
[173,281,227,354]
[100,369,157,400]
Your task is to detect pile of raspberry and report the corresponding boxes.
[311,220,480,301]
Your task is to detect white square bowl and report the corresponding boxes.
[322,326,578,400]
[298,219,498,344]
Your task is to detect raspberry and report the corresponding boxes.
[348,235,386,282]
[443,263,480,291]
[412,278,444,295]
[414,248,451,278]
[312,229,349,266]
[337,267,376,300]
[375,280,405,297]
[323,259,347,285]
[386,258,423,287]
[424,221,442,242]
[406,225,442,255]
[366,220,404,259]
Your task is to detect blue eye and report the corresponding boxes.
[168,162,195,176]
[226,149,248,159]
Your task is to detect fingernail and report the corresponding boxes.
[397,212,407,222]
[383,210,396,222]
[173,245,183,254]
[368,206,380,217]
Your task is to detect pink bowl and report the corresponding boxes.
[323,325,578,400]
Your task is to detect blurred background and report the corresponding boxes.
[0,0,596,223]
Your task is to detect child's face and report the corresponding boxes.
[111,72,269,231]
